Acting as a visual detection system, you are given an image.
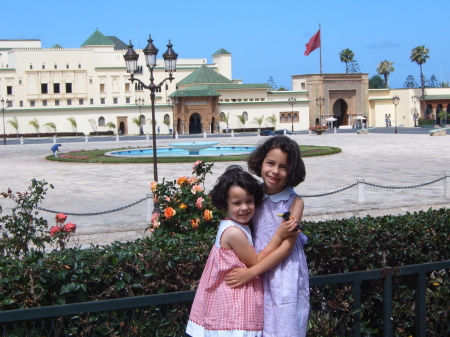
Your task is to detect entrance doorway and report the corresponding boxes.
[189,113,202,134]
[332,99,349,127]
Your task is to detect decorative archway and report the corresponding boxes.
[332,99,349,128]
[189,113,202,134]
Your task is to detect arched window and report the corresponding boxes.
[294,113,299,122]
[164,114,170,125]
[242,111,248,121]
[287,113,291,122]
[140,115,146,125]
[219,112,226,121]
[280,113,285,122]
[98,116,105,126]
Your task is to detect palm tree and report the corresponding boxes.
[236,115,246,132]
[376,60,395,88]
[43,122,57,135]
[67,116,78,135]
[29,118,40,137]
[410,45,430,118]
[339,48,355,73]
[106,122,116,133]
[266,114,277,127]
[253,115,264,128]
[7,117,19,138]
[88,118,98,135]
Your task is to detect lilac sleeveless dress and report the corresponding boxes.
[252,187,309,337]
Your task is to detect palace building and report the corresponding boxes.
[1,29,449,137]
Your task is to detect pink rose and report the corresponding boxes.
[50,226,61,236]
[191,185,203,194]
[192,160,202,170]
[196,197,204,209]
[63,223,77,233]
[55,213,67,224]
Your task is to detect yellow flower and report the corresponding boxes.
[203,209,213,221]
[179,203,188,209]
[150,181,158,193]
[163,207,176,219]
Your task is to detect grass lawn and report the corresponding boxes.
[46,145,341,164]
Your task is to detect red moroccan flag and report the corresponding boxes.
[304,29,321,56]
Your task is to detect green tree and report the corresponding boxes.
[66,116,78,135]
[277,86,289,91]
[426,75,440,88]
[29,118,40,137]
[403,75,418,88]
[266,113,277,127]
[106,122,116,133]
[369,75,385,89]
[339,48,355,73]
[348,60,360,73]
[440,81,450,88]
[43,122,57,135]
[88,118,98,135]
[410,45,430,115]
[220,111,230,132]
[376,60,395,88]
[235,115,247,132]
[252,115,264,128]
[7,117,19,138]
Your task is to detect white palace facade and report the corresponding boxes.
[1,29,449,137]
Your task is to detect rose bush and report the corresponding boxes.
[149,161,225,236]
[49,213,77,250]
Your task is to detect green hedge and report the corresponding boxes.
[1,209,449,335]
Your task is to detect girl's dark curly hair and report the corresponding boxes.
[210,165,264,210]
[247,135,306,187]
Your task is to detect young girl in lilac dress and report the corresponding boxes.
[186,165,299,337]
[226,136,309,337]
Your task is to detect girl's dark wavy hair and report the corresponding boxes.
[210,165,264,210]
[247,135,306,187]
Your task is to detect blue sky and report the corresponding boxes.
[3,0,450,89]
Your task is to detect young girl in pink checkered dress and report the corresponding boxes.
[186,165,299,337]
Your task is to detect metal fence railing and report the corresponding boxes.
[1,260,448,337]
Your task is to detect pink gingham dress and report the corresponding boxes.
[186,220,264,337]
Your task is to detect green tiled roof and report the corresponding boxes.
[424,95,450,100]
[51,44,63,49]
[213,48,231,55]
[81,29,114,47]
[186,84,271,90]
[177,64,233,85]
[170,89,221,97]
[107,36,128,50]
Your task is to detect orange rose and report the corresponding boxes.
[150,181,158,193]
[163,207,176,219]
[177,176,188,186]
[179,203,188,209]
[203,209,213,221]
[190,218,200,229]
[191,185,204,194]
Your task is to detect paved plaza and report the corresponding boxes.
[0,131,449,247]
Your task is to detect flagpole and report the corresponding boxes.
[319,23,322,74]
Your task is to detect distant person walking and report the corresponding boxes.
[51,144,62,157]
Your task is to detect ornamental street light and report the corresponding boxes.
[315,96,325,125]
[288,97,296,132]
[135,98,144,135]
[411,95,419,127]
[1,97,9,145]
[392,95,400,134]
[124,35,178,183]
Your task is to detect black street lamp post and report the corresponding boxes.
[315,96,325,125]
[135,98,144,135]
[1,98,9,145]
[411,95,419,127]
[124,35,178,182]
[392,95,400,134]
[288,97,296,132]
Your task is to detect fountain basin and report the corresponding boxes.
[169,142,219,155]
[105,146,256,158]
